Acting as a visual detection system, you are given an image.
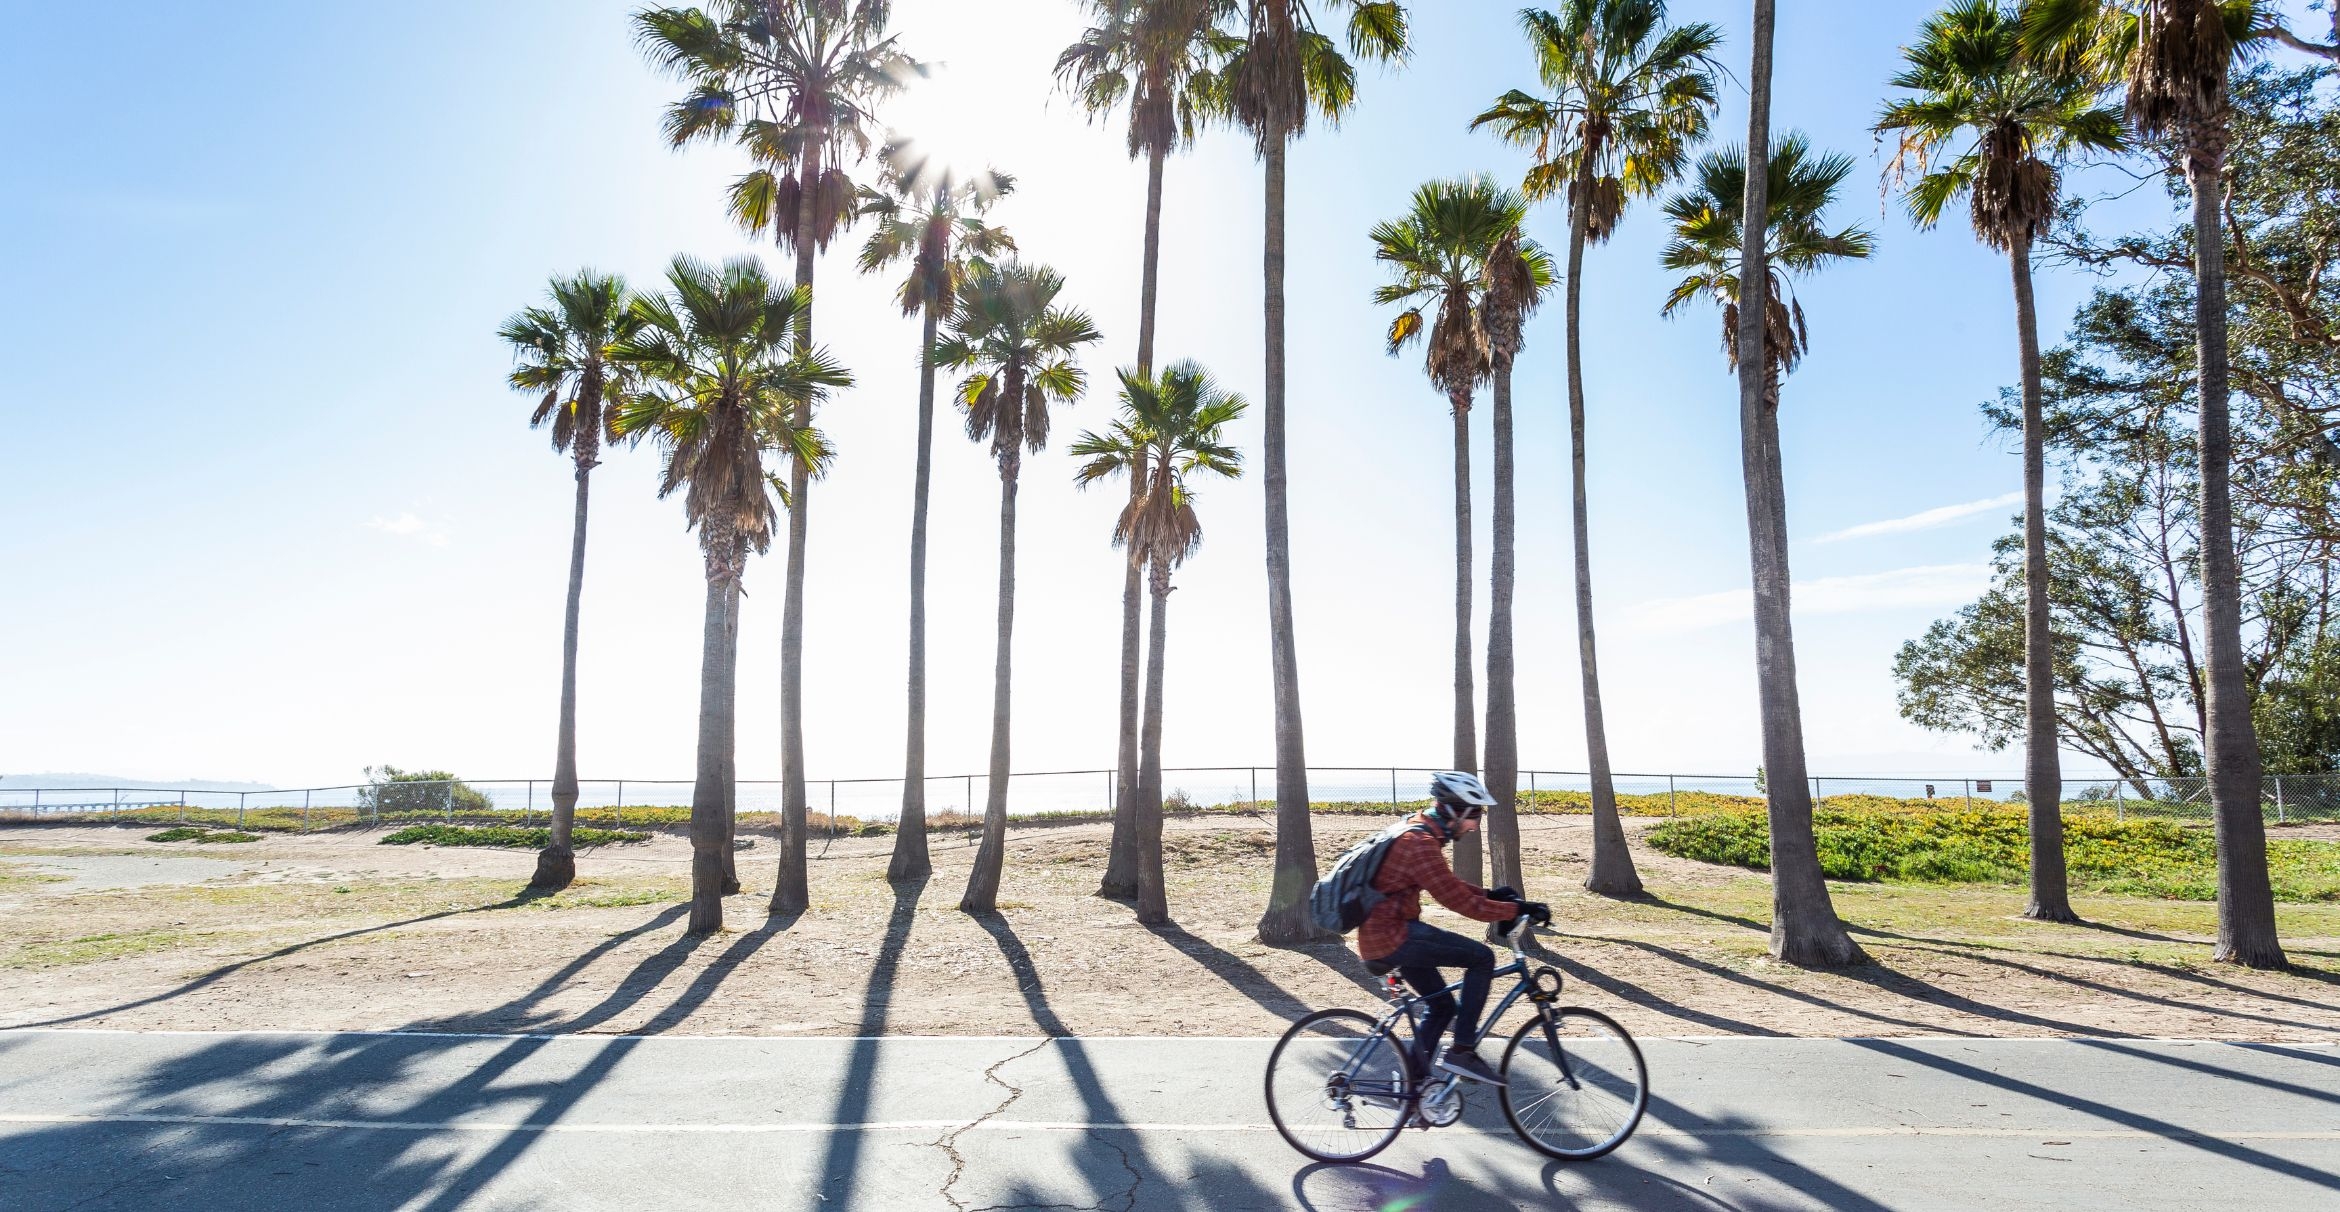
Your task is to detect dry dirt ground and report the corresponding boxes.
[3,815,2337,1041]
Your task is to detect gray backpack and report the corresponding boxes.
[1309,821,1433,934]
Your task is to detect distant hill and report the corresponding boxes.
[0,773,276,793]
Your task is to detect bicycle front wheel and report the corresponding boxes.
[1264,1008,1415,1163]
[1499,1007,1648,1160]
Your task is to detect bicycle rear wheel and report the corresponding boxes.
[1265,1009,1414,1163]
[1498,1006,1647,1160]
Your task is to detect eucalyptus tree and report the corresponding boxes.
[1058,0,1229,903]
[855,140,1015,884]
[1876,0,2125,924]
[1369,176,1546,886]
[1474,0,1722,899]
[2019,0,2299,969]
[499,272,640,893]
[937,261,1103,915]
[1661,132,1873,966]
[1217,0,1410,946]
[635,0,915,916]
[612,256,849,934]
[1075,362,1246,925]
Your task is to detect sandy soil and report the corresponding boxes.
[2,816,2337,1041]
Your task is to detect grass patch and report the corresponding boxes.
[379,824,649,849]
[6,929,214,969]
[0,861,68,892]
[145,827,262,844]
[1644,805,2340,902]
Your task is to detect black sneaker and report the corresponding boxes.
[1437,1047,1507,1087]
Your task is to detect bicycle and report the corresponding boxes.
[1263,917,1648,1164]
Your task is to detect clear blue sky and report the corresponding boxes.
[6,1,2297,789]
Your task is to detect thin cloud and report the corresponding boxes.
[1628,564,1992,634]
[1809,491,2023,545]
[367,513,448,548]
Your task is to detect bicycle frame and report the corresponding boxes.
[1330,924,1573,1106]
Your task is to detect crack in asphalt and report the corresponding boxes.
[933,1038,1054,1212]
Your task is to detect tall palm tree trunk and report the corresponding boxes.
[1135,561,1172,926]
[533,446,593,892]
[2011,232,2072,923]
[2187,131,2284,969]
[1568,185,1641,898]
[891,303,942,883]
[1737,0,1862,968]
[690,541,741,934]
[1103,483,1145,900]
[722,576,742,894]
[1104,145,1173,902]
[1258,135,1322,945]
[962,451,1021,915]
[1449,396,1484,887]
[1483,354,1521,893]
[774,142,825,917]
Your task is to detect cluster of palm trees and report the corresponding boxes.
[499,0,2331,969]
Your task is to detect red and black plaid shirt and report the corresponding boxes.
[1356,813,1518,962]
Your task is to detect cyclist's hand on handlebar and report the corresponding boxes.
[1486,884,1522,904]
[1521,901,1552,926]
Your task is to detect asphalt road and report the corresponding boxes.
[1,1030,2335,1210]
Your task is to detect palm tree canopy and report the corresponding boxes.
[611,256,852,558]
[1472,0,1725,243]
[635,0,920,253]
[1215,1,1410,152]
[1098,360,1247,572]
[1660,133,1875,378]
[1058,0,1231,160]
[1371,177,1555,404]
[935,259,1105,465]
[500,271,642,457]
[2018,0,2277,139]
[855,138,1016,316]
[1876,0,2125,249]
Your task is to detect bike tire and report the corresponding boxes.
[1497,1006,1648,1160]
[1264,1008,1414,1163]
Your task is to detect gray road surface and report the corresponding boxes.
[1,1030,2335,1210]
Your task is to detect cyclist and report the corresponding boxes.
[1359,771,1549,1088]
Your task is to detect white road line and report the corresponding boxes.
[4,1112,2337,1141]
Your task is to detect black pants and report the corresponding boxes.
[1383,920,1495,1070]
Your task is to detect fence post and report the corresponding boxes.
[1811,777,1821,805]
[179,791,187,826]
[2275,775,2285,825]
[616,780,625,828]
[2114,781,2124,822]
[1965,780,1973,812]
[1390,768,1398,807]
[1668,774,1677,817]
[830,781,838,842]
[966,775,974,845]
[1529,770,1538,811]
[443,783,453,825]
[112,787,120,820]
[1250,767,1258,810]
[526,779,535,826]
[32,788,40,815]
[303,789,312,832]
[237,791,245,830]
[1106,771,1114,815]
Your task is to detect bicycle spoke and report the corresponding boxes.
[1500,1008,1647,1160]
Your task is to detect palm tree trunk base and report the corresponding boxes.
[887,853,932,883]
[1581,871,1645,899]
[2212,940,2288,970]
[528,846,576,892]
[1770,930,1868,969]
[721,877,742,895]
[2022,902,2080,925]
[687,895,723,935]
[768,890,807,916]
[957,897,995,916]
[1096,878,1137,902]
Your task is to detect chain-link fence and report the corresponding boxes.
[4,767,2335,834]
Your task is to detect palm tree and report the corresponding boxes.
[636,0,915,916]
[1660,132,1872,967]
[855,140,1015,884]
[1474,0,1723,899]
[499,272,640,893]
[1877,0,2125,924]
[1369,177,1545,886]
[611,256,850,934]
[1075,362,1246,925]
[1479,223,1554,894]
[936,260,1103,915]
[1218,0,1410,946]
[2020,0,2289,968]
[1058,0,1228,903]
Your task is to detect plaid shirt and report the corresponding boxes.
[1357,813,1518,962]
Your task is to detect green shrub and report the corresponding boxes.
[1644,804,2340,902]
[145,827,262,844]
[357,766,495,817]
[379,824,648,848]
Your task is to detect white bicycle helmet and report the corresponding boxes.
[1427,771,1497,821]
